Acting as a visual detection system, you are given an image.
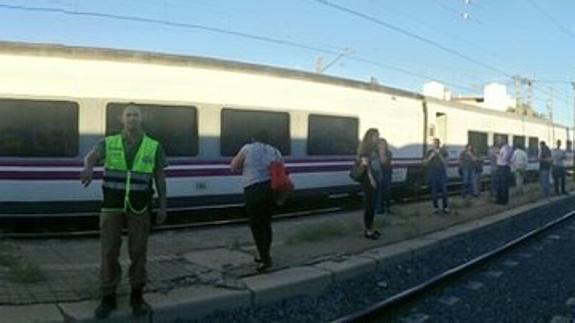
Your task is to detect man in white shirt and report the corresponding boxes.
[551,139,567,195]
[510,145,528,194]
[496,137,513,205]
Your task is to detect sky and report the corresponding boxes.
[0,0,574,125]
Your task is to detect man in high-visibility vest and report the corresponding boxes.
[81,104,167,319]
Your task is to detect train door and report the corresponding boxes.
[436,112,447,144]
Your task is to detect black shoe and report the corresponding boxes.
[130,288,151,317]
[94,294,117,319]
[256,258,272,272]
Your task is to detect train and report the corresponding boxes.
[0,42,572,219]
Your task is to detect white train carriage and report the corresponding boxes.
[0,42,571,218]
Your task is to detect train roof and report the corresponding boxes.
[0,41,569,130]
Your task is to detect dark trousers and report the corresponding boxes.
[361,180,377,230]
[244,180,274,261]
[99,211,150,295]
[430,169,448,209]
[376,170,392,214]
[552,166,566,195]
[496,165,510,205]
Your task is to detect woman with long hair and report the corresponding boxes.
[358,128,382,239]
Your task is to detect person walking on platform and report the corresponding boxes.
[357,128,382,239]
[425,138,450,214]
[539,141,552,198]
[488,144,499,197]
[376,138,393,215]
[80,104,167,319]
[510,144,528,194]
[231,130,282,272]
[552,139,567,195]
[459,144,479,199]
[495,137,512,205]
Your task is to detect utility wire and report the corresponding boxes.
[0,2,475,92]
[311,0,509,76]
[527,0,575,40]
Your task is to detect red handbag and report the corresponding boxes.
[269,161,294,192]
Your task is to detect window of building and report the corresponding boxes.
[106,103,198,156]
[0,99,79,157]
[467,131,488,156]
[512,135,526,150]
[528,137,539,157]
[220,109,290,156]
[307,114,359,155]
[494,133,508,145]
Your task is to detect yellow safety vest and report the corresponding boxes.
[102,134,158,215]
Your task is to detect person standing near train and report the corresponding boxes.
[357,128,382,239]
[376,138,393,215]
[539,141,552,199]
[488,144,499,198]
[495,137,512,205]
[510,144,528,195]
[551,139,567,195]
[459,144,479,199]
[230,130,282,272]
[80,104,168,319]
[424,138,450,214]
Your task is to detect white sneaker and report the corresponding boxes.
[443,208,451,214]
[433,208,440,214]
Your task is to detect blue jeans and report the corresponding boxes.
[430,169,448,209]
[496,165,510,205]
[375,170,392,214]
[540,169,550,198]
[461,166,478,198]
[552,166,566,195]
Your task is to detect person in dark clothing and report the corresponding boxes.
[425,138,450,214]
[495,136,513,205]
[539,141,552,198]
[376,138,393,214]
[551,139,567,195]
[358,128,381,239]
[230,130,282,272]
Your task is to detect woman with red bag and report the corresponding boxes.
[230,130,284,272]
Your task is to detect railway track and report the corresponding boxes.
[332,207,575,323]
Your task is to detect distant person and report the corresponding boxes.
[459,144,479,199]
[495,137,512,205]
[357,128,382,239]
[488,144,499,197]
[551,139,567,195]
[80,104,168,319]
[539,141,552,198]
[424,138,449,214]
[510,144,528,194]
[231,130,282,272]
[376,138,393,215]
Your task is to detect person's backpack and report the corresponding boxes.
[349,159,367,182]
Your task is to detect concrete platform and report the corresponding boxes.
[0,183,571,322]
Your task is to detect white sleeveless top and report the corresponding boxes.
[239,142,282,188]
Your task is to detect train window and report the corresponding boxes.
[0,99,78,157]
[494,133,508,145]
[512,136,526,150]
[528,137,539,157]
[220,109,290,156]
[307,114,358,155]
[467,131,488,156]
[106,103,198,156]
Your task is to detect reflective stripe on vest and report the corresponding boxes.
[103,134,158,214]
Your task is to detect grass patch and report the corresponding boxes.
[286,223,350,244]
[462,199,474,208]
[0,242,46,284]
[8,262,46,284]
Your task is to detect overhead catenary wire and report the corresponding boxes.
[0,2,477,92]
